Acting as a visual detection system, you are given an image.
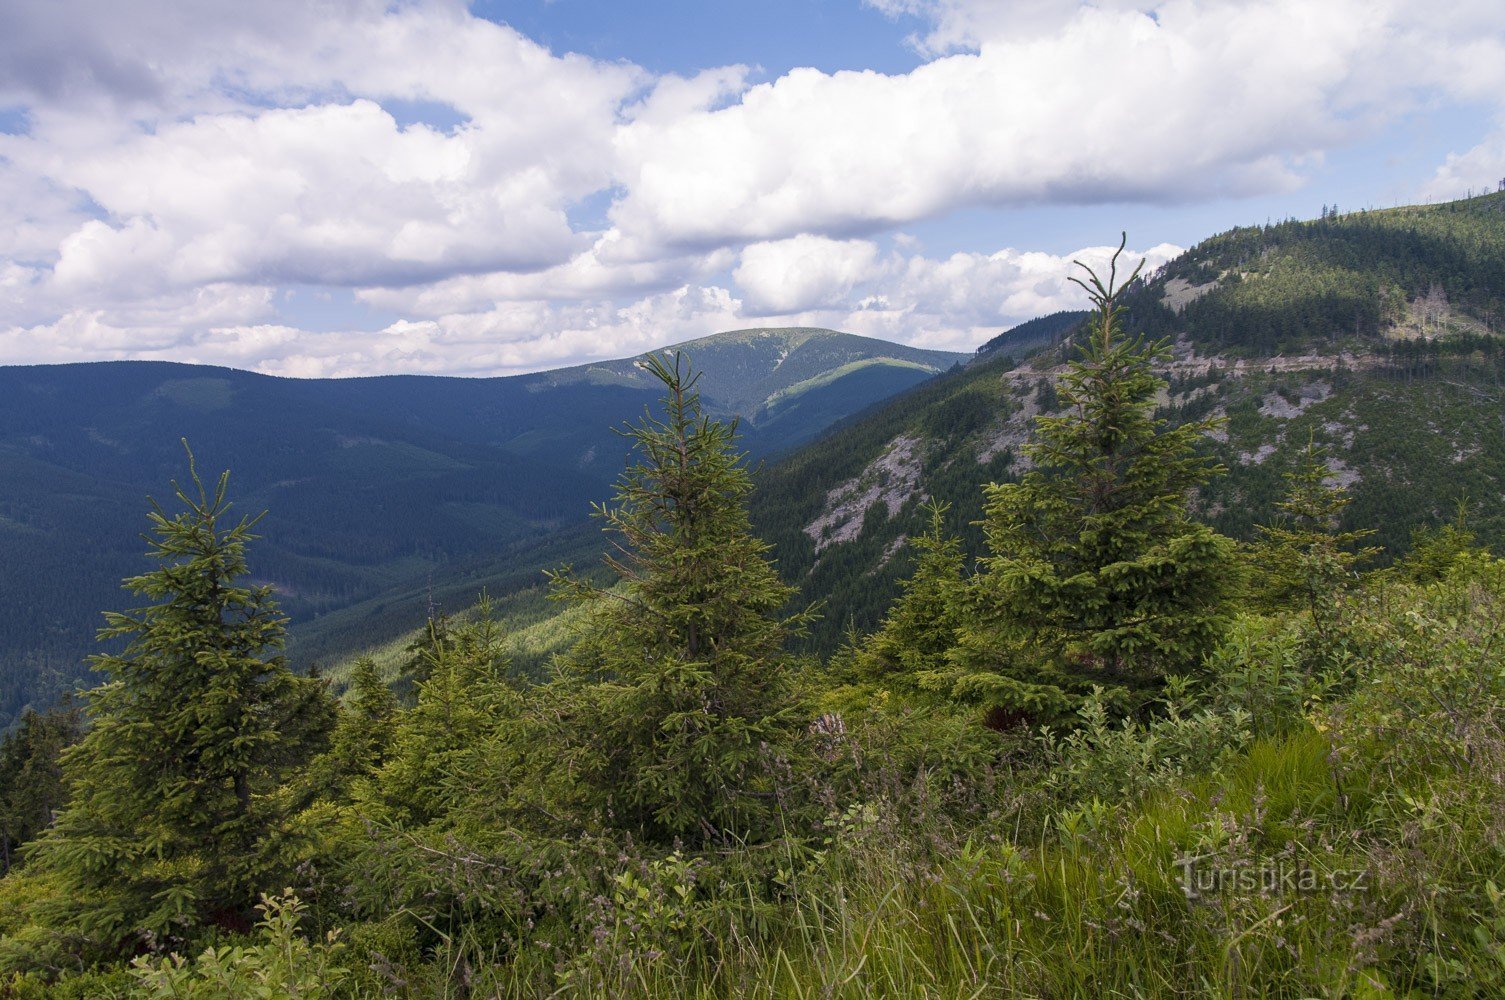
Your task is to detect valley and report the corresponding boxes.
[0,331,962,726]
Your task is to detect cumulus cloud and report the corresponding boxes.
[355,239,739,319]
[1423,126,1505,202]
[1,0,640,294]
[864,0,1145,56]
[33,101,583,291]
[0,0,1502,375]
[610,0,1477,256]
[734,236,882,315]
[726,237,1183,352]
[0,237,1181,375]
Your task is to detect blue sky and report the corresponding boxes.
[0,0,1502,377]
[481,0,932,77]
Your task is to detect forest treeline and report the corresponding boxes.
[1130,191,1505,354]
[2,250,1505,997]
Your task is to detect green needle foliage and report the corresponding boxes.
[1254,435,1380,639]
[337,658,400,774]
[964,237,1236,718]
[0,704,81,876]
[1396,503,1479,584]
[367,598,517,827]
[305,657,400,805]
[548,352,816,845]
[27,445,332,949]
[850,499,968,695]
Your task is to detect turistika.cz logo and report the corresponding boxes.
[1175,854,1370,901]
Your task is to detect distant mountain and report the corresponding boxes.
[0,329,963,727]
[543,327,959,412]
[285,193,1505,692]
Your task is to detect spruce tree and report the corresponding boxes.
[394,608,452,705]
[852,500,968,695]
[369,598,516,826]
[31,447,331,945]
[0,703,82,875]
[1254,436,1379,637]
[337,658,400,772]
[306,657,400,803]
[961,238,1235,720]
[549,352,814,844]
[1395,502,1476,584]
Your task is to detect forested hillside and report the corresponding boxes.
[975,309,1090,358]
[296,193,1505,688]
[1132,195,1505,354]
[4,251,1505,997]
[754,192,1505,654]
[0,331,962,729]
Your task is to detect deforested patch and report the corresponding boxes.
[1239,443,1278,466]
[1454,443,1482,463]
[1206,405,1230,442]
[1327,456,1361,488]
[877,534,909,569]
[1321,420,1357,450]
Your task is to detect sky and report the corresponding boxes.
[1,0,1502,379]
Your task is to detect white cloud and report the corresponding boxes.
[846,241,1184,350]
[208,285,747,380]
[608,0,1435,256]
[865,0,1143,56]
[734,236,882,314]
[0,238,1181,375]
[1423,125,1505,202]
[0,0,1501,375]
[726,238,1183,352]
[355,238,738,318]
[1,0,641,302]
[29,101,583,292]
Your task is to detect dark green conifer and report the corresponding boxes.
[852,500,968,695]
[307,657,400,803]
[1254,435,1379,637]
[960,238,1235,720]
[30,447,332,944]
[370,599,516,826]
[549,352,814,844]
[0,703,82,875]
[1395,502,1478,584]
[395,609,453,705]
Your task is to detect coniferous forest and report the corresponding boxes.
[4,241,1505,998]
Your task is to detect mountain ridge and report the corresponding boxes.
[0,327,965,727]
[537,326,962,418]
[256,193,1505,685]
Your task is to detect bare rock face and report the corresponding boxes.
[978,390,1040,467]
[1259,381,1332,419]
[1161,276,1219,312]
[804,435,926,552]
